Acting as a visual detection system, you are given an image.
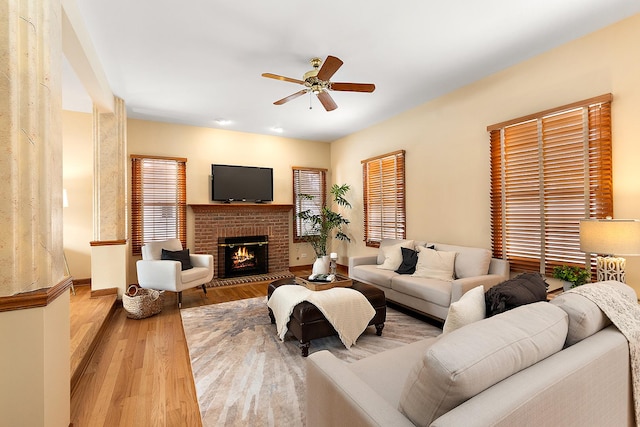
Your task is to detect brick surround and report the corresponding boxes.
[190,204,293,278]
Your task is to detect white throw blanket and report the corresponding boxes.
[267,285,376,349]
[566,282,640,425]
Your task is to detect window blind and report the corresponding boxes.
[131,155,187,255]
[488,94,612,275]
[362,150,406,247]
[292,167,327,241]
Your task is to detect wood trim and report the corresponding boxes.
[189,204,294,212]
[291,166,328,172]
[72,278,91,286]
[130,154,187,162]
[90,239,127,247]
[289,265,313,273]
[91,287,118,298]
[289,264,348,275]
[360,149,405,164]
[487,93,612,131]
[0,276,73,312]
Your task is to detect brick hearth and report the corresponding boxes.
[190,204,293,278]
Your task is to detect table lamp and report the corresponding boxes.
[580,218,640,283]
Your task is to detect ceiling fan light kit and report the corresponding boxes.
[262,55,375,111]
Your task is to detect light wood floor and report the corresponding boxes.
[70,281,270,426]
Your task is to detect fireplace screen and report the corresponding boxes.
[218,235,268,278]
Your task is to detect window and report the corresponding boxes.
[488,94,613,275]
[362,150,406,247]
[293,167,327,241]
[131,155,187,255]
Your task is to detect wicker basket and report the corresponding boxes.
[123,286,164,319]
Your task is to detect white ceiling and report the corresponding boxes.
[62,0,640,143]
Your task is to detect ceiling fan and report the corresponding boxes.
[261,55,376,112]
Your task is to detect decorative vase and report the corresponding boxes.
[562,281,573,291]
[312,255,330,275]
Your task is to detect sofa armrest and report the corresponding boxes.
[136,259,181,290]
[189,253,213,269]
[307,351,414,427]
[488,258,510,281]
[450,274,507,303]
[349,255,378,270]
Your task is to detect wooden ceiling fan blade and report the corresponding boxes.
[316,56,343,81]
[330,82,376,93]
[274,89,308,105]
[262,73,305,85]
[317,91,337,111]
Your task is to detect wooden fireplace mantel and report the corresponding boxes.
[189,204,293,212]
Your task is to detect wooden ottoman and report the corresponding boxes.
[267,277,386,356]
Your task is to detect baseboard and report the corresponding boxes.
[289,264,349,275]
[91,287,118,298]
[72,278,91,286]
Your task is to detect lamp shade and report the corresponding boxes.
[580,219,640,256]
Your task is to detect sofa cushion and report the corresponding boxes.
[352,265,397,289]
[412,247,456,281]
[377,240,415,270]
[395,247,418,275]
[398,302,568,426]
[391,275,452,307]
[434,243,491,279]
[550,280,637,346]
[350,337,437,408]
[484,272,548,317]
[376,239,414,265]
[442,285,486,334]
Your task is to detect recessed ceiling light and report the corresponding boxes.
[271,127,283,133]
[214,119,232,126]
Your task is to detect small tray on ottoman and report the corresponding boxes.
[295,275,353,291]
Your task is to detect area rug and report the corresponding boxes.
[181,296,442,426]
[207,270,295,288]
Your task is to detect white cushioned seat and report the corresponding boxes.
[391,275,452,307]
[351,264,397,289]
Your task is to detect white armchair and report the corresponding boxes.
[136,238,214,307]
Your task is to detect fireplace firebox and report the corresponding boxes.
[217,235,269,278]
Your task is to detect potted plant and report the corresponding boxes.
[552,265,591,291]
[297,183,351,274]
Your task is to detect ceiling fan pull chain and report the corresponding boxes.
[309,92,313,110]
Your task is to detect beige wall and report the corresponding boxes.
[126,119,332,281]
[63,14,640,294]
[331,13,640,295]
[62,111,94,280]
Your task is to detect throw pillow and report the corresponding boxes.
[161,248,193,271]
[376,239,414,265]
[377,241,413,271]
[395,247,418,274]
[412,247,456,281]
[442,285,486,334]
[484,272,548,317]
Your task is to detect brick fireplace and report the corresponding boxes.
[190,204,293,279]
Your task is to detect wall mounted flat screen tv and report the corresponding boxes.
[211,164,273,202]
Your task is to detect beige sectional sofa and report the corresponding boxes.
[349,239,510,320]
[307,281,636,426]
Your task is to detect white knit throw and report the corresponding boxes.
[566,282,640,425]
[267,285,375,349]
